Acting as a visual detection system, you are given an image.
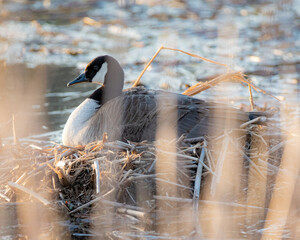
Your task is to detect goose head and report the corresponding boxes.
[62,55,125,146]
[67,55,125,103]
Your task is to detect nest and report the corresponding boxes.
[2,117,297,239]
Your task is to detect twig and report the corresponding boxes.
[156,177,192,190]
[27,149,75,176]
[115,140,134,149]
[267,140,287,155]
[73,233,96,237]
[113,232,177,239]
[12,115,18,145]
[101,199,145,211]
[0,192,10,202]
[176,133,186,144]
[93,159,101,194]
[234,74,279,101]
[248,84,254,111]
[162,47,228,67]
[250,131,268,146]
[132,46,228,87]
[133,46,164,87]
[154,195,275,211]
[121,174,157,186]
[240,116,267,128]
[193,145,206,237]
[27,158,55,175]
[147,159,156,173]
[119,169,132,184]
[157,149,215,175]
[193,146,206,201]
[184,136,205,144]
[154,195,193,203]
[69,188,115,214]
[183,164,198,169]
[47,162,70,186]
[29,144,43,150]
[184,71,279,110]
[257,158,279,172]
[103,142,128,150]
[7,181,50,206]
[5,172,27,195]
[228,137,267,181]
[116,208,146,219]
[182,72,237,96]
[205,147,214,170]
[51,142,82,150]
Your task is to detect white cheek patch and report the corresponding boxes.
[93,62,108,84]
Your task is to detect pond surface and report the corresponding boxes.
[0,0,299,143]
[0,1,299,239]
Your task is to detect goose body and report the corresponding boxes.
[62,55,260,146]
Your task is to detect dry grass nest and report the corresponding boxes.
[1,118,293,239]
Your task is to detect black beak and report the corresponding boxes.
[67,73,89,87]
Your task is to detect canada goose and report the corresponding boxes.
[62,55,264,146]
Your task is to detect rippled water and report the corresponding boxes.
[0,0,299,143]
[0,1,299,239]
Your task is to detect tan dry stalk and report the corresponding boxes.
[131,47,278,110]
[8,181,50,206]
[261,116,300,239]
[132,46,228,88]
[12,114,18,145]
[246,126,268,237]
[248,84,254,111]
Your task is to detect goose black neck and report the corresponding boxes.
[89,56,124,104]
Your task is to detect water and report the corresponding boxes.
[0,1,299,239]
[0,0,299,143]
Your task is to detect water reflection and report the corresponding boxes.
[0,63,47,140]
[0,63,97,142]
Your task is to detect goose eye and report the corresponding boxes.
[94,66,99,71]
